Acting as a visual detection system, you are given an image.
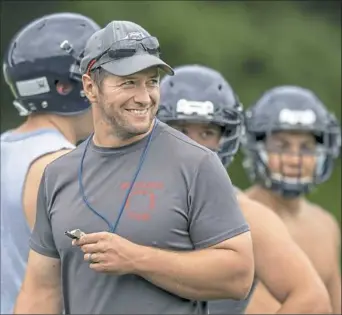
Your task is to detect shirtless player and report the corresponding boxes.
[241,85,341,314]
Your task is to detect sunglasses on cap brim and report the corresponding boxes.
[86,36,161,75]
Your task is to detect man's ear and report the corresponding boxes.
[82,74,98,103]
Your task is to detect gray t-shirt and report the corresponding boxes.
[30,120,249,314]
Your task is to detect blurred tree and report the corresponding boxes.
[296,0,341,24]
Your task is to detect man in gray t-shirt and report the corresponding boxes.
[14,20,254,315]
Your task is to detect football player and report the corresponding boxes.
[241,85,341,313]
[1,13,100,314]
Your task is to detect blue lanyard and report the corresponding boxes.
[78,120,157,233]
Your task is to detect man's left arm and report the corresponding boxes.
[132,229,254,301]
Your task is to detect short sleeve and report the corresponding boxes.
[29,170,60,258]
[188,151,249,249]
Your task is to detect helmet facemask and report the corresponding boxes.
[243,122,341,198]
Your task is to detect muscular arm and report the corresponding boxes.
[325,213,341,314]
[23,149,72,229]
[133,231,254,301]
[328,270,342,314]
[14,250,62,314]
[240,195,332,314]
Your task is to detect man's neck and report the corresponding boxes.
[246,185,304,218]
[13,115,77,145]
[92,119,155,149]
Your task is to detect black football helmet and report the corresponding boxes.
[158,64,243,167]
[242,85,341,198]
[3,12,100,116]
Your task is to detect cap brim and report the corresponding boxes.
[101,54,174,76]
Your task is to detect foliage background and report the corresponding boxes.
[1,1,341,223]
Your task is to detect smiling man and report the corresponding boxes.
[14,21,254,314]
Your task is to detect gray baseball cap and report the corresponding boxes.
[80,20,174,76]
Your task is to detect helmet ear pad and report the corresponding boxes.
[55,80,75,96]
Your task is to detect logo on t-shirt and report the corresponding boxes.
[121,181,164,221]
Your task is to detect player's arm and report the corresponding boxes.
[14,251,62,314]
[325,212,341,314]
[133,152,254,301]
[327,267,341,314]
[23,149,72,229]
[241,196,331,314]
[15,170,62,314]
